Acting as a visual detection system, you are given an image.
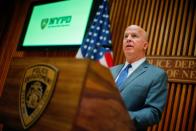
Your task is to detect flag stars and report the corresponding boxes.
[96,42,100,46]
[103,14,109,18]
[99,5,104,9]
[99,20,103,24]
[91,25,95,29]
[93,33,97,37]
[88,46,91,50]
[90,40,94,43]
[96,27,100,30]
[93,49,97,53]
[83,45,87,49]
[105,15,109,18]
[78,0,112,64]
[109,40,112,44]
[85,53,88,56]
[88,32,92,35]
[105,48,109,51]
[99,52,103,56]
[96,12,101,15]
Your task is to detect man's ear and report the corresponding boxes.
[143,42,148,50]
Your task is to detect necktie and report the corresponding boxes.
[116,64,132,90]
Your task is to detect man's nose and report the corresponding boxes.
[126,35,132,42]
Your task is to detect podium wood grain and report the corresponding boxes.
[0,58,135,131]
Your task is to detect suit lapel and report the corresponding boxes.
[113,64,124,79]
[120,61,149,91]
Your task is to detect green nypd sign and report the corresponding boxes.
[41,16,72,29]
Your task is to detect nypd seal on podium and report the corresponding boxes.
[19,64,58,129]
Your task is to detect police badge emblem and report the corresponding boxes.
[19,64,58,129]
[41,18,48,30]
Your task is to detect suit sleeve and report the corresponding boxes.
[129,70,168,127]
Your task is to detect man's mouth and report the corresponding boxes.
[126,45,133,48]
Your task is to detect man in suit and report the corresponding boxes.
[110,25,168,131]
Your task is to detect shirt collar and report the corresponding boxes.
[125,57,146,69]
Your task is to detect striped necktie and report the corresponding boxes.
[116,64,132,89]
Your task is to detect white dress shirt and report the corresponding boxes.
[115,57,146,82]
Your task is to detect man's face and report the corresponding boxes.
[123,25,148,62]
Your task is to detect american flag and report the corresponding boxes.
[76,0,113,67]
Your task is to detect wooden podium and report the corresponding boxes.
[0,57,135,131]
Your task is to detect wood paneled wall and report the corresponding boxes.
[109,0,195,131]
[0,0,195,130]
[109,0,195,64]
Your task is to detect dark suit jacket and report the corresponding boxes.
[110,60,168,130]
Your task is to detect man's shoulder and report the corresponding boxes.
[146,62,167,76]
[110,64,124,70]
[109,64,124,75]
